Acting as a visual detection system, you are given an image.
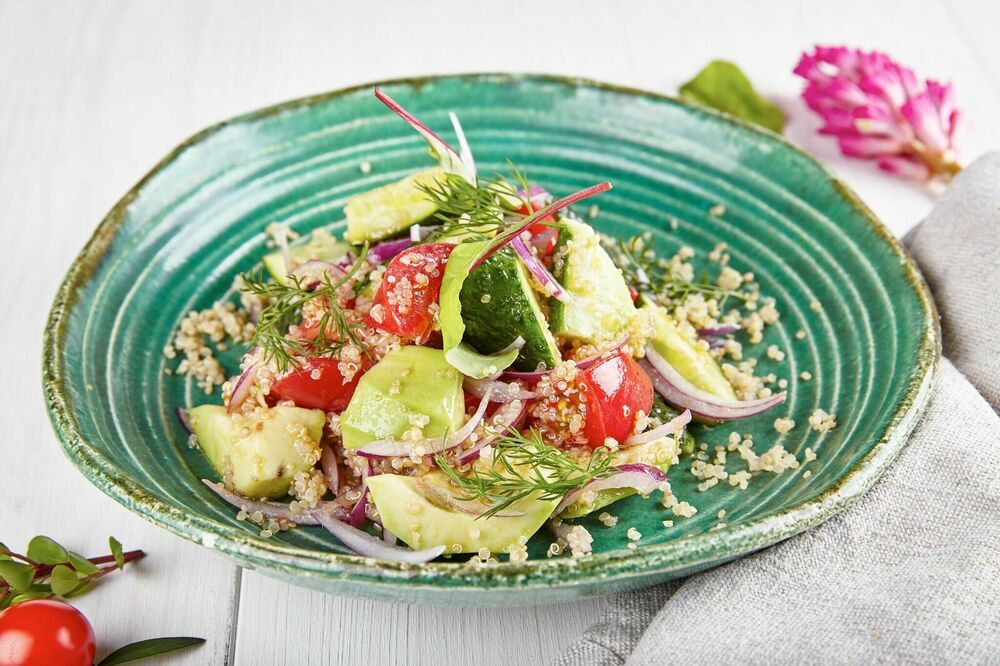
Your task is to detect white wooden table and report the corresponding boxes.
[3,1,997,663]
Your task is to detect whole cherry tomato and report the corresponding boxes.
[0,599,96,666]
[269,356,367,412]
[366,243,454,342]
[579,350,653,448]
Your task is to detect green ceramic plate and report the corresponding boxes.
[43,74,939,606]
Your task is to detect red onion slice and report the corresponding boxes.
[382,526,397,545]
[416,481,526,518]
[642,345,786,421]
[698,323,741,337]
[448,111,477,179]
[511,236,569,302]
[455,400,528,466]
[463,376,536,403]
[623,409,692,447]
[498,336,629,382]
[370,238,413,263]
[227,362,259,413]
[320,445,340,495]
[356,385,494,459]
[554,463,669,515]
[314,508,445,563]
[202,480,348,525]
[349,462,371,527]
[176,408,193,435]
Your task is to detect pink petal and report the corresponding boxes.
[837,133,905,158]
[877,155,932,181]
[901,92,950,155]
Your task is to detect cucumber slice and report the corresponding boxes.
[344,167,448,243]
[549,219,638,344]
[459,246,560,371]
[262,229,351,285]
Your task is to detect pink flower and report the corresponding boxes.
[795,46,961,181]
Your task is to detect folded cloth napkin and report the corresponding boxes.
[558,153,1000,666]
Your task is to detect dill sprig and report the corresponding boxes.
[604,231,748,309]
[417,165,540,242]
[435,428,613,519]
[239,244,371,372]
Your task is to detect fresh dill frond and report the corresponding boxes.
[239,244,371,372]
[604,231,748,309]
[435,427,614,519]
[417,164,540,242]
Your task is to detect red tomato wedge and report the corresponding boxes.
[269,357,365,412]
[366,243,453,341]
[579,350,653,448]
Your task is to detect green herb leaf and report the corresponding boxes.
[98,637,206,665]
[49,565,80,596]
[0,543,11,561]
[679,60,785,133]
[68,551,100,575]
[64,581,97,598]
[109,537,125,570]
[0,561,35,593]
[26,536,69,565]
[8,591,52,605]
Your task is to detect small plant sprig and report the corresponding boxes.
[436,428,614,519]
[240,244,372,372]
[604,231,748,310]
[0,536,143,609]
[417,165,537,242]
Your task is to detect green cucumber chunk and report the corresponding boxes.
[344,167,448,243]
[189,405,326,500]
[367,470,558,553]
[340,346,465,450]
[549,219,639,344]
[459,246,560,371]
[262,229,351,286]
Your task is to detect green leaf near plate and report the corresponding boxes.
[43,74,937,605]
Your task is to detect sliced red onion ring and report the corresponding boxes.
[455,400,528,466]
[547,520,593,554]
[356,385,493,459]
[202,480,348,525]
[349,462,370,527]
[176,408,193,435]
[408,224,440,243]
[314,508,446,563]
[698,323,741,337]
[227,362,259,413]
[471,182,612,271]
[497,336,526,355]
[370,238,413,263]
[511,236,569,302]
[554,463,669,515]
[415,481,526,518]
[642,345,786,421]
[624,409,692,447]
[448,111,477,180]
[518,185,551,207]
[289,260,348,291]
[320,445,340,494]
[528,226,559,256]
[382,526,397,545]
[498,336,629,383]
[463,376,536,403]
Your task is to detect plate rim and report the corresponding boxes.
[41,72,941,596]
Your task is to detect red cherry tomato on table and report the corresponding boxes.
[269,356,366,412]
[366,243,454,342]
[0,600,96,666]
[579,350,653,449]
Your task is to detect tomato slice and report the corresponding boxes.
[366,243,453,341]
[269,357,365,412]
[579,350,653,448]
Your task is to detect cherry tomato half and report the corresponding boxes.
[269,356,366,412]
[366,243,453,342]
[579,350,653,448]
[0,600,96,666]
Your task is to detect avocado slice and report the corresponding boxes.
[367,471,559,553]
[644,301,737,400]
[549,219,639,344]
[459,246,560,371]
[340,346,465,450]
[189,405,326,500]
[559,435,680,519]
[344,167,448,243]
[262,229,351,286]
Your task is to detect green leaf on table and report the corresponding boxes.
[0,561,34,593]
[109,536,124,570]
[50,564,82,596]
[0,543,11,561]
[64,580,96,598]
[26,535,69,564]
[68,551,100,575]
[679,60,785,133]
[97,637,206,665]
